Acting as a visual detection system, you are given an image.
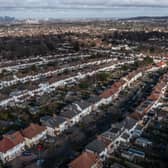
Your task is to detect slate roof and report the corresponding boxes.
[123,116,137,130]
[100,131,116,141]
[40,115,66,128]
[85,139,107,154]
[60,103,81,118]
[60,100,90,119]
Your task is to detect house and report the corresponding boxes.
[60,100,91,126]
[121,150,134,161]
[119,132,130,143]
[122,116,137,130]
[21,123,47,147]
[124,67,144,85]
[121,148,145,161]
[40,115,67,136]
[111,122,125,133]
[99,68,144,101]
[0,131,25,163]
[85,138,111,160]
[99,122,129,151]
[60,103,83,126]
[127,148,145,159]
[99,80,124,99]
[100,129,119,142]
[129,112,142,121]
[130,124,143,138]
[156,61,167,68]
[134,137,152,148]
[68,151,102,168]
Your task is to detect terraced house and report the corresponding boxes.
[0,131,25,163]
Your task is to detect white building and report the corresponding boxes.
[21,123,47,147]
[40,115,68,136]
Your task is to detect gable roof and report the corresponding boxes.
[123,116,137,130]
[3,131,25,145]
[69,151,99,168]
[40,115,66,128]
[0,138,14,153]
[85,139,108,154]
[60,103,82,118]
[0,131,24,153]
[99,80,125,99]
[129,112,142,121]
[21,123,46,139]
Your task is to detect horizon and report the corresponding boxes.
[0,6,168,20]
[0,0,168,20]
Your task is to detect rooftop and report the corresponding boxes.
[85,138,109,154]
[40,115,66,128]
[21,123,46,139]
[69,151,101,168]
[0,131,24,153]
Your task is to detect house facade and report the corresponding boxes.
[40,115,67,136]
[21,123,47,147]
[0,131,25,163]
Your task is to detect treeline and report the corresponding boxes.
[1,30,167,60]
[0,34,76,60]
[103,31,168,43]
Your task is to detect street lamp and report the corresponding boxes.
[37,144,43,168]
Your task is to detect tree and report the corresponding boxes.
[143,56,154,65]
[72,41,80,51]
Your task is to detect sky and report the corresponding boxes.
[0,0,168,7]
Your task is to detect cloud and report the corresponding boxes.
[0,0,168,7]
[63,0,168,6]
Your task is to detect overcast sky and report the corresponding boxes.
[0,0,168,7]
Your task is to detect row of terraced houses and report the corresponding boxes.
[0,62,166,164]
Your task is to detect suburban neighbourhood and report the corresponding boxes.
[0,17,168,168]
